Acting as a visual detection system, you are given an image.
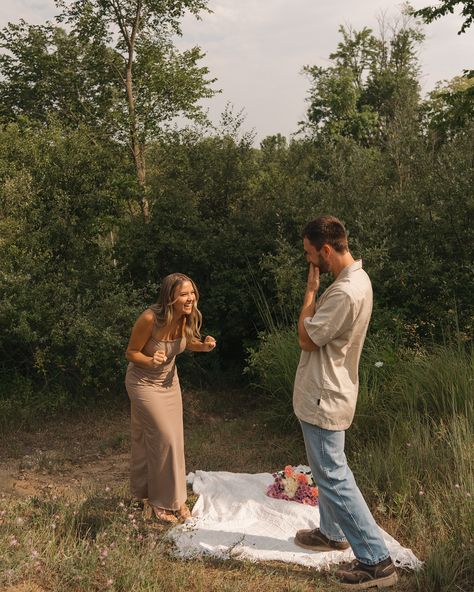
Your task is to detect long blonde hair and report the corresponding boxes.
[149,273,202,341]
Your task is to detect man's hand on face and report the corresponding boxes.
[307,264,320,294]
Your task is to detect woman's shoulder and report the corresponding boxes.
[135,308,156,328]
[141,308,156,321]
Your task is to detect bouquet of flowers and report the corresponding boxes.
[266,465,319,506]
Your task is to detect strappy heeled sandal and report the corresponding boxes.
[178,503,191,520]
[143,499,179,523]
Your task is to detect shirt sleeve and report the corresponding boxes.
[303,289,355,347]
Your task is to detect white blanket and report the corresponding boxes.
[169,469,422,570]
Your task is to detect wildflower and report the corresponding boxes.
[454,484,460,489]
[31,549,39,558]
[374,361,384,368]
[418,490,424,496]
[16,517,24,525]
[106,579,114,587]
[105,486,111,492]
[100,548,109,558]
[10,536,19,547]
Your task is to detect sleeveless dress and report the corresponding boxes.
[125,333,187,510]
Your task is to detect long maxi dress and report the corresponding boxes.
[125,333,187,511]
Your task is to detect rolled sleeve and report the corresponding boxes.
[304,289,355,347]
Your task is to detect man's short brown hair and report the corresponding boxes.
[303,216,349,253]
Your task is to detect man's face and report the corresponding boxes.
[303,238,330,273]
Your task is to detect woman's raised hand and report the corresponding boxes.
[203,336,217,351]
[152,350,167,367]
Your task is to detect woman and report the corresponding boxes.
[125,273,216,522]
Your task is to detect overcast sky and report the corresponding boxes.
[1,1,472,143]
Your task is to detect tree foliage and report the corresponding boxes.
[412,0,474,33]
[302,21,424,146]
[0,8,473,422]
[0,0,216,214]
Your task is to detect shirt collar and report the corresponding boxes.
[335,259,362,281]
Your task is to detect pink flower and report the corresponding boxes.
[267,467,319,506]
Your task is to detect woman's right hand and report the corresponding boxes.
[152,350,167,367]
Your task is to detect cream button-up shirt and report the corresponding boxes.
[293,260,372,431]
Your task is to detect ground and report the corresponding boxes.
[0,388,416,592]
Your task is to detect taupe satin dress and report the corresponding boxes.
[125,334,187,510]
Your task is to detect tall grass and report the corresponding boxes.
[245,297,474,591]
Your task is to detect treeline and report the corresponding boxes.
[0,2,473,420]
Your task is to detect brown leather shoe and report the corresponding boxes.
[335,557,398,589]
[294,528,350,551]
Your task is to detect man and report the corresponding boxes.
[293,215,398,590]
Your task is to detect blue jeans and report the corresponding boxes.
[300,419,390,565]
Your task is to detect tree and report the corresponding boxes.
[0,0,216,217]
[302,19,423,147]
[423,75,474,142]
[412,0,474,33]
[0,22,120,137]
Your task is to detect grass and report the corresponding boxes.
[0,388,419,592]
[246,320,474,592]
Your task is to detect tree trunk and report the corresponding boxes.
[123,0,150,220]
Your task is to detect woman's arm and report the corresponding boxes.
[125,310,167,368]
[186,335,217,352]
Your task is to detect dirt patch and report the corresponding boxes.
[2,584,46,592]
[0,403,131,499]
[0,452,129,499]
[0,389,230,500]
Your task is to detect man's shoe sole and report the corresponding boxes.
[339,571,399,589]
[293,535,349,552]
[294,537,334,551]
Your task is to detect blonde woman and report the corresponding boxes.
[125,273,216,522]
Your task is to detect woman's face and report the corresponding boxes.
[172,280,196,318]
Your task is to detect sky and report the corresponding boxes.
[0,1,472,143]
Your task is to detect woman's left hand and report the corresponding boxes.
[203,335,217,351]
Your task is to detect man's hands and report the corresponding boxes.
[298,264,320,352]
[307,264,320,294]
